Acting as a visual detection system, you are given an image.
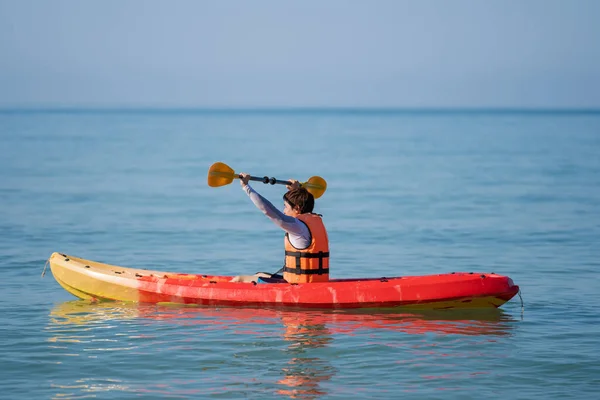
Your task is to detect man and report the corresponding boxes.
[230,173,329,284]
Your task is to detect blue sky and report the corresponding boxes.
[1,0,599,108]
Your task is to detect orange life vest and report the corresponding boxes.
[283,213,329,283]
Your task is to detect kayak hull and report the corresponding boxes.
[48,252,520,310]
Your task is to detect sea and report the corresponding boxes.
[0,108,599,399]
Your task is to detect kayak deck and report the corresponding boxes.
[48,252,520,310]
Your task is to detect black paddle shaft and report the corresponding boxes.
[244,175,291,186]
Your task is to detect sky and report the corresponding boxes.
[1,0,599,109]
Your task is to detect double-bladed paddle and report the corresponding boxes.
[207,162,327,199]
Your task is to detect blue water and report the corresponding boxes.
[1,109,599,398]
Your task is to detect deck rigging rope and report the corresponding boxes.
[41,258,50,277]
[518,289,525,317]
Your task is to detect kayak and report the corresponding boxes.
[47,252,520,310]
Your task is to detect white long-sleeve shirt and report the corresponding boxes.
[242,183,311,249]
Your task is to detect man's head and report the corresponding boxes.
[283,187,314,216]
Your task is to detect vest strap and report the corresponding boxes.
[282,266,329,275]
[284,251,330,258]
[284,251,329,275]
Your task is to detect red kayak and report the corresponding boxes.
[48,252,520,309]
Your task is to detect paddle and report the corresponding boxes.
[207,162,327,199]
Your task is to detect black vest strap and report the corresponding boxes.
[282,266,328,275]
[284,251,329,275]
[285,251,330,258]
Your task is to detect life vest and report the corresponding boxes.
[283,213,329,283]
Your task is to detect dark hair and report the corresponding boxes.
[283,187,314,214]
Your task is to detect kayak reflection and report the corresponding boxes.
[49,301,517,337]
[276,313,335,399]
[48,301,517,399]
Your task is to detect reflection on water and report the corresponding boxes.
[278,314,335,399]
[47,301,517,398]
[50,301,517,335]
[49,302,140,326]
[277,357,334,399]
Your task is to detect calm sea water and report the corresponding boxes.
[1,109,599,399]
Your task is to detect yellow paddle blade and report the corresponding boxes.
[207,162,238,187]
[302,176,327,199]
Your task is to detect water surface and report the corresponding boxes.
[1,109,599,398]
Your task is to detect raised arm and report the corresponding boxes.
[241,183,308,236]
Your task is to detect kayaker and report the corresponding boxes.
[230,173,330,284]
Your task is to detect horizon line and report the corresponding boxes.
[1,105,599,114]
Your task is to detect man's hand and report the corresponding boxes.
[287,179,300,191]
[239,172,251,186]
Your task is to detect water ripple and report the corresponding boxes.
[32,301,523,399]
